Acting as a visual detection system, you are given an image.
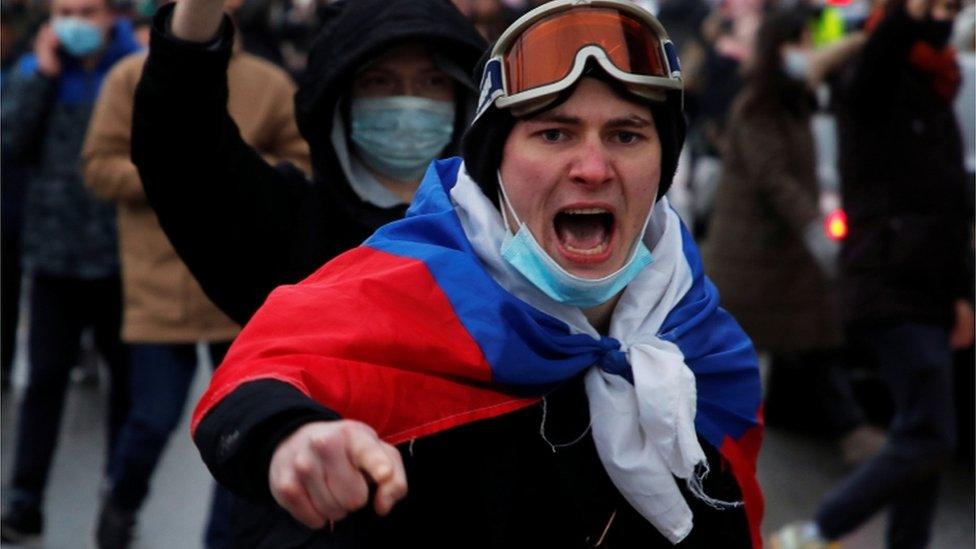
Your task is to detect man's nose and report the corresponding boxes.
[567,140,613,188]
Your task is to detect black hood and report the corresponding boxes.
[295,0,487,183]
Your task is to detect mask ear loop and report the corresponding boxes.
[496,171,523,233]
[633,195,658,252]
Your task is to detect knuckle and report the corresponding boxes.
[310,434,338,456]
[343,490,369,510]
[292,455,315,477]
[336,422,354,437]
[389,479,408,500]
[275,482,304,504]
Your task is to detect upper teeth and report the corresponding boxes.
[564,208,608,215]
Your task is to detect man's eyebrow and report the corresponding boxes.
[605,115,653,128]
[524,113,581,125]
[523,113,653,128]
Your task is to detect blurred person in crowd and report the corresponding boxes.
[683,0,766,239]
[129,0,157,46]
[129,0,485,328]
[452,0,520,41]
[771,0,975,547]
[79,2,309,546]
[952,3,974,191]
[186,1,764,547]
[0,0,41,392]
[233,0,285,66]
[657,0,711,52]
[0,0,141,543]
[705,9,881,466]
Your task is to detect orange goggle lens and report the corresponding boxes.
[502,7,669,96]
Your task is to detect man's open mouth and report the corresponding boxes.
[553,208,615,256]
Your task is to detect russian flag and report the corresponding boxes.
[192,158,764,546]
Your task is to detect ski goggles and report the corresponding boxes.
[475,0,682,119]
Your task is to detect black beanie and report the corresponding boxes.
[462,57,686,207]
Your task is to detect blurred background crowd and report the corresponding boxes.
[0,0,973,547]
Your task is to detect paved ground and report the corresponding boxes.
[1,354,973,548]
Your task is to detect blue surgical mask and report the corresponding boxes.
[350,96,455,182]
[53,17,105,58]
[497,172,654,309]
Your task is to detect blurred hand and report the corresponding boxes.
[171,0,227,43]
[269,420,407,529]
[34,24,61,77]
[950,299,974,350]
[802,219,840,280]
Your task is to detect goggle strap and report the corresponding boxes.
[474,58,505,123]
[664,41,681,78]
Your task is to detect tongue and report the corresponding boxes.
[556,215,608,250]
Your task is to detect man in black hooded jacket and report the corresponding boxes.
[131,0,486,326]
[133,1,756,546]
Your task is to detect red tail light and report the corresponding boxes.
[825,209,848,241]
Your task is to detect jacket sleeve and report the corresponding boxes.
[82,55,148,204]
[131,4,318,325]
[193,379,340,500]
[737,116,821,236]
[1,56,57,161]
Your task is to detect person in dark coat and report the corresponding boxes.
[0,1,142,543]
[130,0,486,326]
[706,10,842,356]
[770,0,975,547]
[705,9,879,459]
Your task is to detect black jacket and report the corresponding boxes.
[837,6,972,328]
[131,0,486,325]
[134,3,753,546]
[195,377,752,548]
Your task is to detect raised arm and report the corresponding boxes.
[1,26,61,161]
[806,31,867,89]
[846,0,929,111]
[131,4,319,324]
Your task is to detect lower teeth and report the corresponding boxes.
[565,242,607,255]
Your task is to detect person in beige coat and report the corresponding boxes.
[81,39,309,549]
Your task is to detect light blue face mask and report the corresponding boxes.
[497,173,654,309]
[350,96,455,182]
[52,17,105,58]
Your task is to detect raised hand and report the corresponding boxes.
[34,24,62,77]
[170,0,228,43]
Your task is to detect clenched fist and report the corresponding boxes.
[268,420,408,529]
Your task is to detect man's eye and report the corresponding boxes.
[540,129,564,142]
[359,75,392,89]
[615,131,640,144]
[426,75,451,89]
